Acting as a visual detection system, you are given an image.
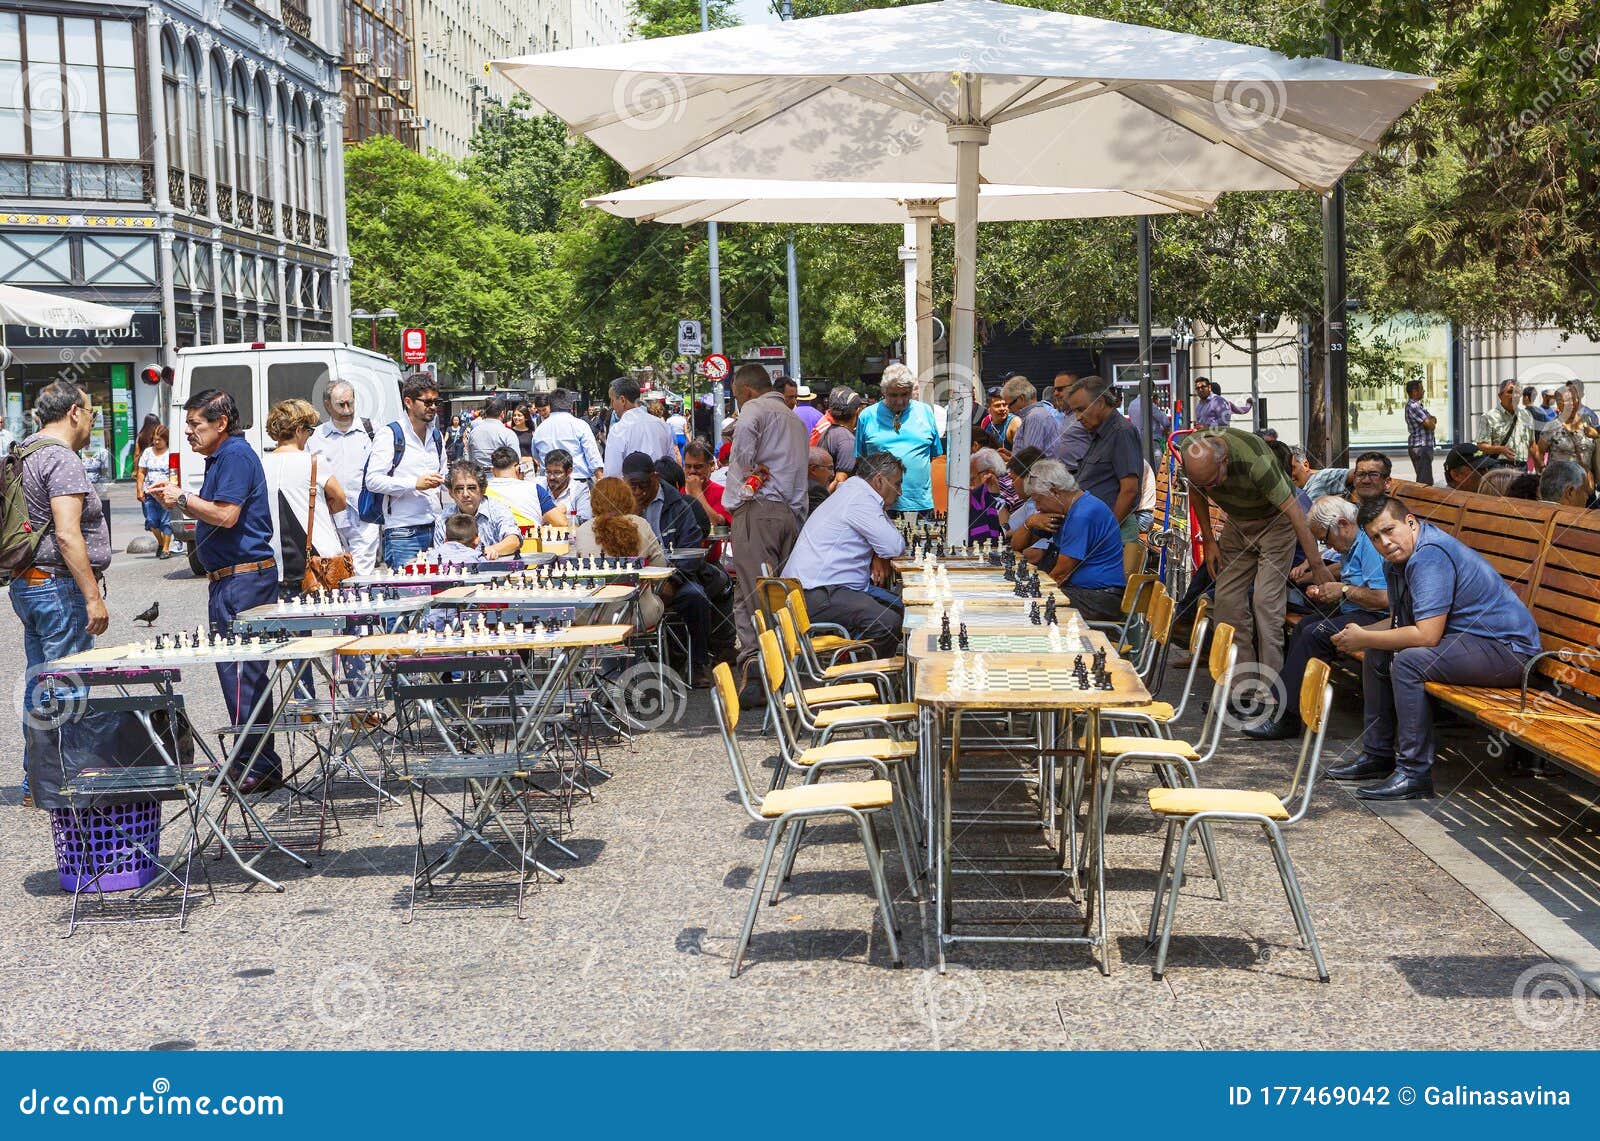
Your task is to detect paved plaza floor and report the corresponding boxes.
[1,508,1594,1049]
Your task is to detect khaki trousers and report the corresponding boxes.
[1213,511,1297,686]
[731,500,801,664]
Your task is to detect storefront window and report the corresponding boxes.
[1348,313,1454,449]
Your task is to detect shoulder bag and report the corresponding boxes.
[301,456,354,593]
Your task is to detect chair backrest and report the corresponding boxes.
[1207,620,1234,684]
[1137,588,1176,689]
[1123,541,1146,578]
[756,627,806,754]
[710,663,765,822]
[756,577,800,630]
[1192,621,1238,761]
[786,587,816,635]
[1147,589,1175,647]
[1283,657,1333,823]
[1120,573,1156,615]
[774,607,804,663]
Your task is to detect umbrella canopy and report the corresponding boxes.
[0,284,135,331]
[584,178,1218,225]
[496,0,1433,538]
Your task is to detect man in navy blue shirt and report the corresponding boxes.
[158,389,281,792]
[1013,459,1127,622]
[1328,495,1542,800]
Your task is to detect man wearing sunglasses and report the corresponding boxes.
[364,373,449,568]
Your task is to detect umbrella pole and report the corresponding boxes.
[900,222,919,375]
[944,115,987,544]
[908,202,939,393]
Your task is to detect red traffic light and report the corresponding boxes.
[141,365,174,386]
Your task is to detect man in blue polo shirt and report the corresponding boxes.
[1245,495,1390,740]
[1012,459,1126,622]
[856,364,943,516]
[157,388,281,793]
[1328,494,1541,800]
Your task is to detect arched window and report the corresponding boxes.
[160,32,181,169]
[307,101,325,218]
[252,74,270,195]
[290,97,309,218]
[181,42,201,174]
[210,53,226,182]
[230,63,249,191]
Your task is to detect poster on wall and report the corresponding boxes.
[111,364,133,479]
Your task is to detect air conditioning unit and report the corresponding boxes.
[376,96,394,110]
[353,82,370,97]
[396,79,412,92]
[398,108,415,123]
[352,51,372,65]
[376,67,393,80]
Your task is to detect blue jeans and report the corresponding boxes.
[382,523,434,569]
[11,575,95,789]
[142,496,171,534]
[209,567,281,777]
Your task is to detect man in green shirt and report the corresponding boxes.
[1182,429,1333,718]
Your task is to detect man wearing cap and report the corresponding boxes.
[533,389,603,482]
[856,363,943,517]
[603,376,675,476]
[622,452,712,686]
[1476,378,1536,466]
[1328,494,1541,799]
[1181,429,1333,712]
[724,364,809,670]
[1443,443,1495,493]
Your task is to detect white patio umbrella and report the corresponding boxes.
[496,0,1433,537]
[585,176,1219,407]
[0,283,135,330]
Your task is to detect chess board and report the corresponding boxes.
[903,599,1084,628]
[440,583,636,606]
[54,633,355,668]
[911,630,1097,657]
[343,623,633,656]
[242,594,433,621]
[915,653,1148,710]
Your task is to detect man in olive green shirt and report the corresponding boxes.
[1182,429,1333,715]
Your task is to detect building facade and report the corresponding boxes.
[341,0,418,146]
[0,0,349,473]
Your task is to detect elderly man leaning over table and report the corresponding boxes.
[782,451,908,660]
[1180,429,1334,719]
[1009,459,1128,622]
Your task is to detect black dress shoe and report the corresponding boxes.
[1325,754,1395,781]
[1354,771,1434,800]
[1242,716,1301,741]
[237,769,284,796]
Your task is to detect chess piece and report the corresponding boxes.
[1044,595,1058,626]
[938,612,952,652]
[1029,600,1041,625]
[957,622,969,651]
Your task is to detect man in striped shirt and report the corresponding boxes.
[1403,379,1437,485]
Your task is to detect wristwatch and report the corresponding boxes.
[1338,582,1349,600]
[177,492,189,513]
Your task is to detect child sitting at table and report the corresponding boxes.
[433,512,483,567]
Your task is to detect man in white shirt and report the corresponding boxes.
[782,451,907,658]
[308,380,380,574]
[540,447,591,524]
[465,396,521,472]
[531,388,603,482]
[603,376,675,476]
[364,375,449,568]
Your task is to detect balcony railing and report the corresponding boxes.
[282,3,312,39]
[312,215,328,247]
[189,173,209,214]
[167,166,188,209]
[296,209,312,244]
[236,193,255,229]
[257,195,274,234]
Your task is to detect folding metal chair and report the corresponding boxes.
[1088,622,1239,900]
[782,590,905,693]
[1101,601,1211,736]
[711,663,912,977]
[1147,659,1334,982]
[787,588,875,665]
[386,653,569,921]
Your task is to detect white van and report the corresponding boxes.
[167,342,407,576]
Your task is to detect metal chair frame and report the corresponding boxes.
[1148,660,1334,982]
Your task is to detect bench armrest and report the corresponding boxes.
[1520,648,1574,712]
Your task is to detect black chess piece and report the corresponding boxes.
[938,613,952,652]
[1002,560,1015,582]
[957,623,969,651]
[1044,595,1058,625]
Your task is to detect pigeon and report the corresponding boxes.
[134,600,159,627]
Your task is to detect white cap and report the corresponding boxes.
[795,383,814,399]
[721,416,736,429]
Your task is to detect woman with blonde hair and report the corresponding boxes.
[573,476,666,627]
[262,397,347,594]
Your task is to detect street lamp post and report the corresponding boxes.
[350,307,401,353]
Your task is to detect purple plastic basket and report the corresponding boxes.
[49,802,162,893]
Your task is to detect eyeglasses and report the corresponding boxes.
[1353,471,1387,481]
[412,397,439,406]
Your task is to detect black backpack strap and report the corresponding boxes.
[362,418,374,440]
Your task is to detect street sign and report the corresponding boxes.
[401,327,427,364]
[702,352,731,383]
[671,360,690,376]
[677,319,703,356]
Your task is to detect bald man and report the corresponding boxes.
[1183,428,1333,714]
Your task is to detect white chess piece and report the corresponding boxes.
[1048,625,1063,653]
